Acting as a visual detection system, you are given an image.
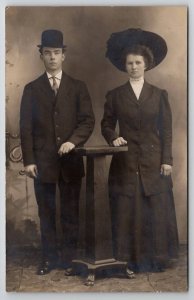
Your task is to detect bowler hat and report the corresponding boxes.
[106,28,167,72]
[37,29,66,48]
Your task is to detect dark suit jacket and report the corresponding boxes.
[20,71,95,183]
[101,80,173,196]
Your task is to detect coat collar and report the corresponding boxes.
[38,71,72,100]
[123,80,153,105]
[57,71,72,99]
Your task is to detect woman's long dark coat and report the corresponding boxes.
[101,80,173,197]
[101,80,179,267]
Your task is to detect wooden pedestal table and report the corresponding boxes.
[72,146,135,286]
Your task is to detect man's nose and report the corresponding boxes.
[50,53,55,59]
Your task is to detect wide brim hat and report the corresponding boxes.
[106,28,167,72]
[37,29,67,49]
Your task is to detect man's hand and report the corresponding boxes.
[58,142,75,156]
[24,164,38,178]
[160,164,172,176]
[112,137,127,147]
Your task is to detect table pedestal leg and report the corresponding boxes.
[72,259,133,286]
[72,146,135,285]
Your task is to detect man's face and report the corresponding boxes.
[40,47,65,73]
[125,54,146,79]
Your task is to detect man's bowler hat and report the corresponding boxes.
[37,29,66,49]
[106,28,167,72]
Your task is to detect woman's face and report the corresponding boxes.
[125,54,146,79]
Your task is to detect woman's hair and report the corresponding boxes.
[121,44,154,71]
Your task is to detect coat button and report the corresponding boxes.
[57,137,61,141]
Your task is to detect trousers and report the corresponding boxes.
[34,174,81,266]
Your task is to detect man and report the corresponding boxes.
[20,29,95,275]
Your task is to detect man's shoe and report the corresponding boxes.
[37,260,56,275]
[126,267,135,279]
[64,267,76,276]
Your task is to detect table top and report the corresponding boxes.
[74,145,128,156]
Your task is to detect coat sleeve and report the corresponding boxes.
[158,90,173,166]
[101,91,119,145]
[68,81,95,146]
[20,84,35,166]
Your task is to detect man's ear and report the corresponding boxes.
[62,53,66,62]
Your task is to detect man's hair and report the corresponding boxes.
[121,44,154,70]
[39,47,66,54]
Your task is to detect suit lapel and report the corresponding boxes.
[138,81,153,104]
[123,80,153,105]
[123,81,138,105]
[37,71,72,99]
[37,71,73,108]
[56,71,72,102]
[38,72,54,98]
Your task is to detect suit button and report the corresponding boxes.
[57,137,61,141]
[54,111,58,115]
[55,124,59,128]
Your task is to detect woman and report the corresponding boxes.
[101,28,179,273]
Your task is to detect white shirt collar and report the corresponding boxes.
[129,76,144,100]
[129,76,144,84]
[46,70,63,80]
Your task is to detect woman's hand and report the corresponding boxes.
[112,137,127,147]
[58,142,75,156]
[160,164,172,176]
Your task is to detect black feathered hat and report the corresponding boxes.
[106,28,167,72]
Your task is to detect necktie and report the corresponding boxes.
[51,76,58,96]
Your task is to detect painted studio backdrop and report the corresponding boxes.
[6,6,187,251]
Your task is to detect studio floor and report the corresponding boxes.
[6,244,188,293]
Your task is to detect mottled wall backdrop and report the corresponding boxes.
[6,6,187,247]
